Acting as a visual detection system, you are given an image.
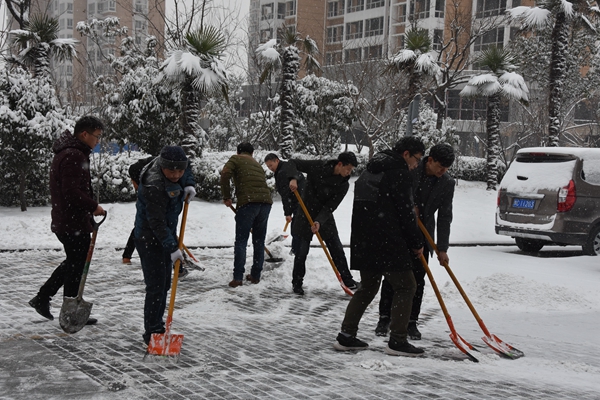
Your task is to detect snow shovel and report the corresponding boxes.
[417,219,524,359]
[59,212,107,334]
[147,198,190,357]
[182,244,205,271]
[418,253,479,362]
[265,221,290,245]
[293,191,353,296]
[228,205,284,262]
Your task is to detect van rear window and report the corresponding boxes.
[582,159,600,185]
[516,154,576,163]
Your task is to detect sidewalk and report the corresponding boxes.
[1,247,599,400]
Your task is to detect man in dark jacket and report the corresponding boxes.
[221,142,273,288]
[264,153,305,254]
[375,143,455,340]
[287,152,359,295]
[29,116,106,323]
[334,136,425,356]
[134,146,196,345]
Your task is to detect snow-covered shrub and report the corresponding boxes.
[90,151,151,203]
[450,156,506,182]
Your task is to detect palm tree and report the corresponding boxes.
[256,24,320,158]
[508,0,600,147]
[385,28,440,109]
[9,14,77,79]
[160,25,228,157]
[460,46,529,191]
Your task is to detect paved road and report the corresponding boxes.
[1,247,599,399]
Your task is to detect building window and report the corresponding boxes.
[67,2,73,13]
[286,1,296,16]
[135,0,147,13]
[365,17,384,37]
[434,0,445,18]
[327,0,344,17]
[367,0,384,9]
[476,0,507,18]
[432,29,443,51]
[473,27,504,51]
[396,4,407,23]
[277,2,286,19]
[59,18,65,29]
[67,18,73,29]
[412,0,430,19]
[60,3,65,12]
[260,28,273,42]
[347,0,364,13]
[345,48,362,62]
[109,0,116,11]
[326,51,342,65]
[97,2,104,12]
[261,3,274,20]
[346,20,363,40]
[88,3,95,15]
[366,45,382,59]
[327,25,344,43]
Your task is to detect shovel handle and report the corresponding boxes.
[91,212,107,230]
[283,221,289,232]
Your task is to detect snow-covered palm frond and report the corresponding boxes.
[391,49,417,64]
[259,47,281,62]
[469,73,498,86]
[50,38,78,61]
[179,52,203,76]
[459,85,480,98]
[415,53,440,75]
[256,39,278,56]
[499,71,529,100]
[508,7,552,28]
[559,0,574,18]
[161,50,184,78]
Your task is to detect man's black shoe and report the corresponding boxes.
[375,316,390,337]
[333,333,369,351]
[384,338,424,356]
[293,284,304,295]
[28,295,53,320]
[345,280,360,291]
[408,321,422,340]
[143,327,166,346]
[86,318,98,326]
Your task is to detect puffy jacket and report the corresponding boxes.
[50,130,98,234]
[220,153,272,208]
[287,159,350,241]
[134,158,195,252]
[350,150,423,272]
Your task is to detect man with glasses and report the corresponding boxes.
[375,143,456,340]
[29,116,106,325]
[334,136,426,356]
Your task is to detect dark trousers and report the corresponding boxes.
[38,232,91,300]
[341,268,416,343]
[292,234,354,286]
[233,202,272,281]
[122,228,136,259]
[135,237,172,339]
[379,252,428,322]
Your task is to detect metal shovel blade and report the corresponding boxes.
[482,334,525,359]
[147,332,184,356]
[449,332,479,363]
[59,296,93,334]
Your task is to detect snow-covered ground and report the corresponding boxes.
[2,179,600,396]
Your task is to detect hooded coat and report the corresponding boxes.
[49,130,98,234]
[350,150,423,272]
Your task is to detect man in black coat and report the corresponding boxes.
[287,152,359,295]
[375,143,456,340]
[264,153,305,254]
[334,136,425,356]
[29,116,106,323]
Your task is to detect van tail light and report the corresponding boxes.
[557,180,576,212]
[497,189,502,207]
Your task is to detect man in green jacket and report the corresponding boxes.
[221,142,273,287]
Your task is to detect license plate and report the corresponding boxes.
[512,198,535,209]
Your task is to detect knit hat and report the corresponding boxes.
[159,146,188,170]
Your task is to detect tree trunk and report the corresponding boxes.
[279,46,299,158]
[486,94,501,191]
[19,169,27,212]
[547,12,569,147]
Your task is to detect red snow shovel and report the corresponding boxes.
[417,219,524,359]
[147,199,190,357]
[293,191,353,296]
[228,205,284,262]
[418,253,479,362]
[59,212,107,334]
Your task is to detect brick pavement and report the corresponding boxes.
[1,248,600,400]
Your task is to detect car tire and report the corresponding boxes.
[515,237,545,253]
[582,226,600,256]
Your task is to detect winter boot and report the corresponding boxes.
[246,274,260,284]
[344,279,360,292]
[228,279,243,288]
[28,295,53,320]
[407,321,422,340]
[375,315,390,337]
[293,283,304,295]
[333,333,369,351]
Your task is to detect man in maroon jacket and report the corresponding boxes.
[29,116,106,323]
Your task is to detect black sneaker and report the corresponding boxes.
[86,318,98,326]
[385,338,424,356]
[408,321,422,340]
[293,284,304,295]
[375,316,390,337]
[333,333,369,351]
[29,295,53,320]
[345,280,360,291]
